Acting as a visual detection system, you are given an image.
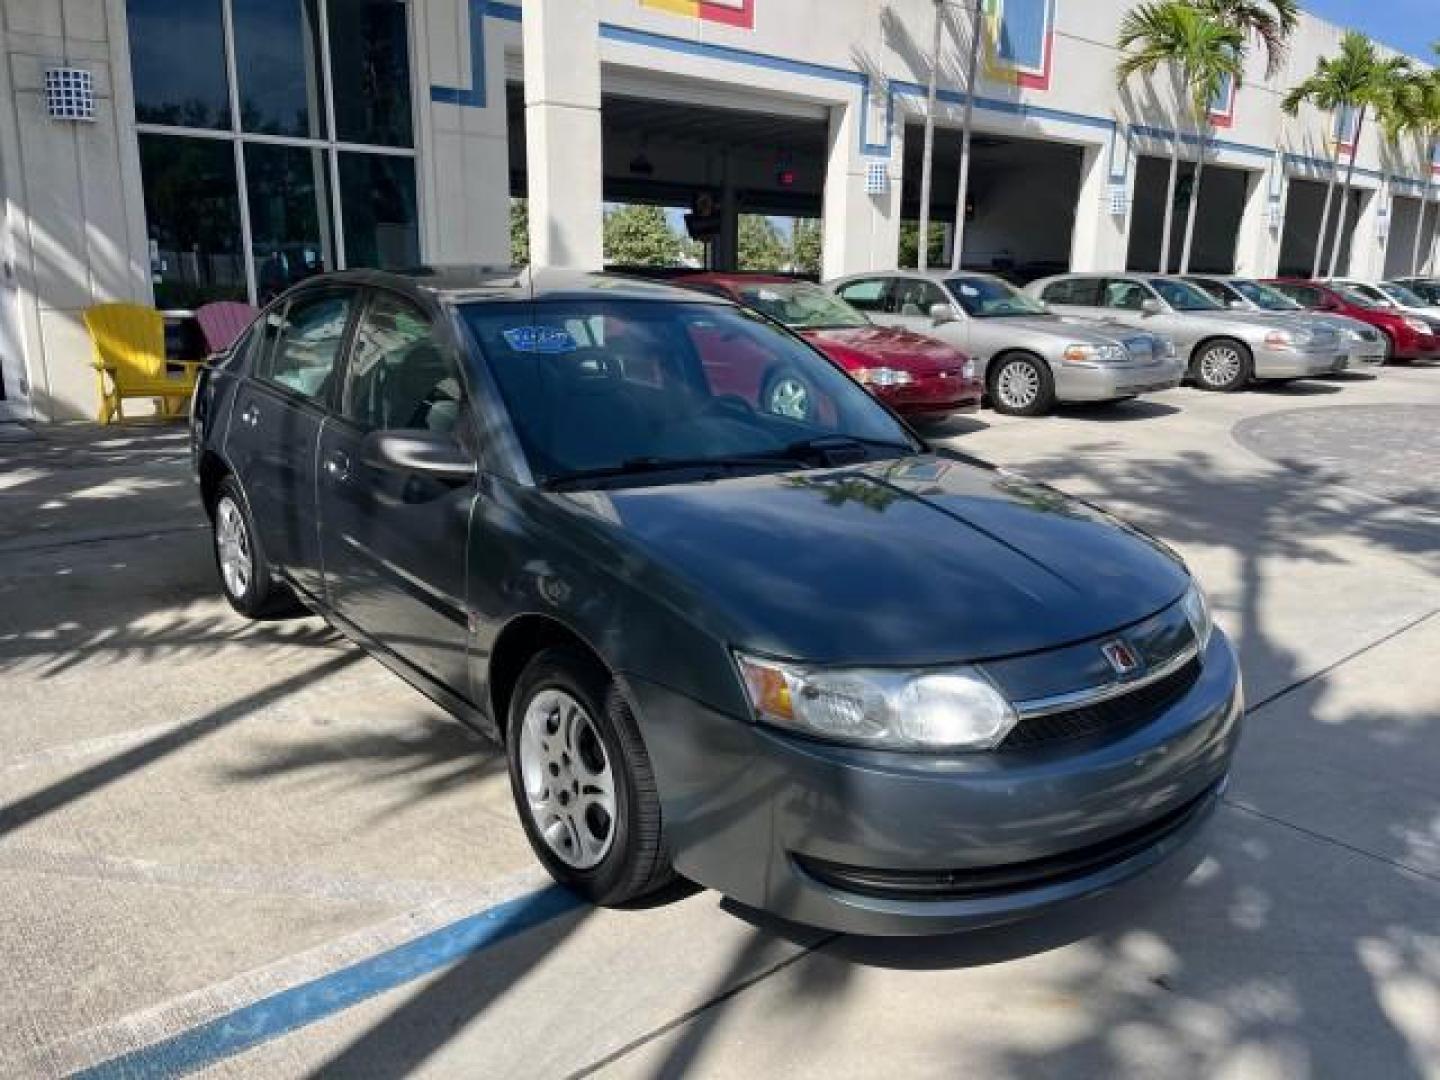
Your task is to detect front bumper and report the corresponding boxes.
[627,630,1243,936]
[1395,333,1440,361]
[1253,345,1344,379]
[876,372,982,415]
[1053,360,1182,402]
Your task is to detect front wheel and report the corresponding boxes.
[1192,339,1253,392]
[989,355,1055,417]
[507,646,673,906]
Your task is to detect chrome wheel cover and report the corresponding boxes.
[1200,346,1243,387]
[215,496,252,599]
[767,376,811,420]
[518,689,617,869]
[996,361,1041,409]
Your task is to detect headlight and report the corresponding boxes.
[1403,316,1431,335]
[1180,582,1213,652]
[1063,343,1125,364]
[734,652,1019,751]
[853,367,914,387]
[1264,330,1298,348]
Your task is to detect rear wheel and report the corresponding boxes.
[989,354,1055,417]
[211,476,303,620]
[1191,339,1252,392]
[507,646,673,905]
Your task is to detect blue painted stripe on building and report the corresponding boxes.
[431,0,490,107]
[432,3,1434,189]
[75,887,584,1080]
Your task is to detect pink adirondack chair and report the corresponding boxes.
[194,301,260,356]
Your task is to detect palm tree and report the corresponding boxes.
[1195,0,1299,79]
[1282,33,1412,278]
[1401,67,1440,276]
[1117,3,1245,273]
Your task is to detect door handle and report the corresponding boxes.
[324,449,351,481]
[238,403,260,428]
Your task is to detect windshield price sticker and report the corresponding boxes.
[503,326,579,354]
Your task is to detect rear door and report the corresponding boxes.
[224,287,358,599]
[317,288,478,696]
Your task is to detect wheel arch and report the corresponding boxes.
[485,614,613,741]
[985,348,1048,389]
[1188,334,1253,365]
[198,450,234,521]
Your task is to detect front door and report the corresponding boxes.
[224,288,357,600]
[317,288,476,698]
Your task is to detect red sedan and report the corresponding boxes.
[678,274,980,418]
[1265,278,1440,362]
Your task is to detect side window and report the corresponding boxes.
[892,279,947,317]
[1103,279,1151,311]
[1279,284,1320,307]
[343,292,463,434]
[1042,278,1102,306]
[835,279,889,313]
[1190,279,1229,304]
[261,292,354,402]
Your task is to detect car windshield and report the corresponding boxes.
[733,282,870,330]
[1378,282,1427,307]
[1148,279,1223,311]
[1335,286,1380,309]
[946,276,1047,317]
[458,300,917,488]
[1232,279,1303,311]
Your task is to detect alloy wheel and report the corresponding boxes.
[215,496,252,600]
[518,689,617,869]
[996,361,1041,410]
[1200,346,1243,388]
[767,376,812,420]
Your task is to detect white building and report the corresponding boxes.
[0,0,1435,422]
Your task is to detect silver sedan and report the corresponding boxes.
[827,271,1182,416]
[1185,275,1386,370]
[1028,274,1345,392]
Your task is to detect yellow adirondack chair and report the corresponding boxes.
[84,303,202,424]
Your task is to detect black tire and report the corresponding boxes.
[211,475,304,620]
[988,354,1056,417]
[506,646,673,906]
[1380,331,1397,365]
[1191,339,1253,392]
[760,367,819,421]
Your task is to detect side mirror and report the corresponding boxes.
[361,429,477,482]
[930,302,958,325]
[1141,298,1163,315]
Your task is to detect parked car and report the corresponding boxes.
[675,274,981,420]
[826,270,1181,416]
[191,267,1242,936]
[1184,275,1386,370]
[1029,274,1345,392]
[1391,278,1440,306]
[1327,279,1440,324]
[1265,279,1440,362]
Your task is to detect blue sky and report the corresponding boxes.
[1302,0,1435,62]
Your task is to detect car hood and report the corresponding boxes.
[983,314,1133,345]
[552,454,1190,666]
[799,326,967,373]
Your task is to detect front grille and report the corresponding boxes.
[1001,658,1202,750]
[1124,337,1154,362]
[794,781,1220,902]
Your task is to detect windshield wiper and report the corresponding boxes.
[781,434,918,465]
[544,455,801,490]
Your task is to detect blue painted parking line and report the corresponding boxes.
[76,886,584,1079]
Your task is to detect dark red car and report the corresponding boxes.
[1265,278,1440,362]
[678,274,980,418]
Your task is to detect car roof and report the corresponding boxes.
[303,265,733,306]
[677,272,803,287]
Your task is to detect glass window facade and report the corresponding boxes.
[131,0,418,306]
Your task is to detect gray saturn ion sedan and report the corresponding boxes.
[192,267,1243,936]
[828,270,1182,416]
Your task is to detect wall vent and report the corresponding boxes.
[45,68,96,122]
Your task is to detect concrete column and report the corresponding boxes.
[821,98,904,280]
[1346,185,1386,279]
[522,0,603,270]
[715,152,738,271]
[1235,167,1282,278]
[1069,141,1132,272]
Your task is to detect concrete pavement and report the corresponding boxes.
[0,366,1436,1079]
